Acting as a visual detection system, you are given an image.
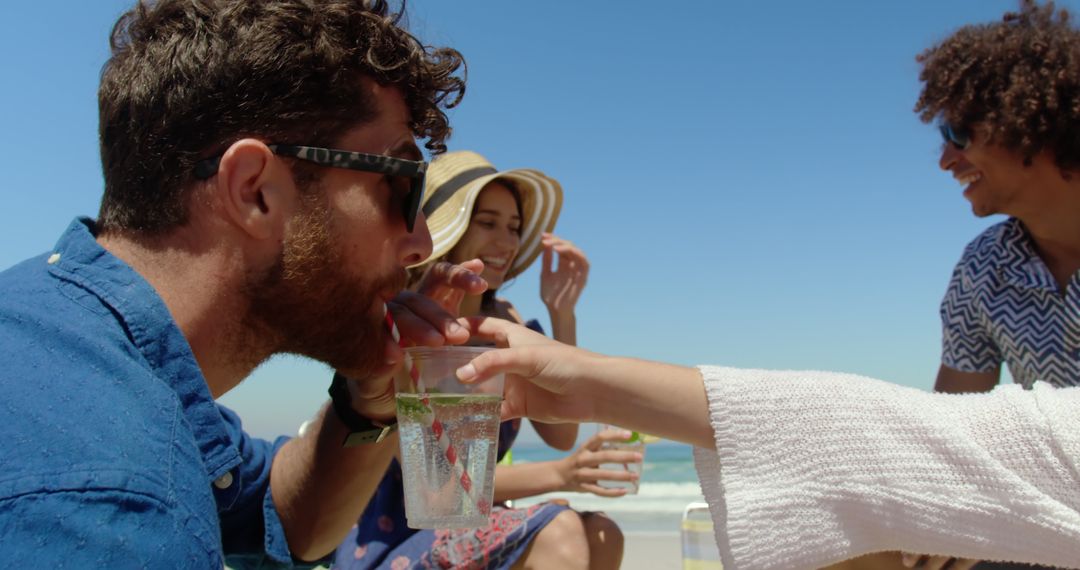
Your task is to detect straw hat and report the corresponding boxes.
[420,151,563,280]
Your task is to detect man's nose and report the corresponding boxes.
[939,144,960,171]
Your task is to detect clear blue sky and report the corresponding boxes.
[2,1,1064,441]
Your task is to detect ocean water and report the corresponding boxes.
[510,442,704,533]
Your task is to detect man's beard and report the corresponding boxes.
[242,192,408,377]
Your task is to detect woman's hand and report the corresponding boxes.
[555,430,643,497]
[456,316,600,424]
[540,233,589,316]
[412,259,487,315]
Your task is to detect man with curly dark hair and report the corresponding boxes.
[917,0,1080,394]
[904,1,1080,568]
[0,0,481,567]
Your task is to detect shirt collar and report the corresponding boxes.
[994,218,1059,292]
[47,218,241,481]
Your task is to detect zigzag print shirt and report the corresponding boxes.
[941,218,1080,388]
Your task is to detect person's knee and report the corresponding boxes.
[582,512,624,555]
[534,510,589,565]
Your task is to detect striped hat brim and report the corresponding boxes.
[418,151,563,280]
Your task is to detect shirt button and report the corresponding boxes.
[213,472,234,489]
[46,253,61,264]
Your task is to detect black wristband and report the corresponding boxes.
[328,373,397,446]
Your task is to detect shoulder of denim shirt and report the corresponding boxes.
[0,252,225,564]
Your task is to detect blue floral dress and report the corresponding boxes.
[331,321,570,570]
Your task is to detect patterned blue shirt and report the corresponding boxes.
[0,219,293,567]
[941,217,1080,388]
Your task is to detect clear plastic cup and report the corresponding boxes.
[596,424,646,495]
[395,346,504,528]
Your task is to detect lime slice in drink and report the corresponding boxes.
[639,433,661,444]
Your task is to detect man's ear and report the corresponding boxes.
[214,139,294,241]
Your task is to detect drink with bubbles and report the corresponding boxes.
[397,393,502,528]
[395,347,505,529]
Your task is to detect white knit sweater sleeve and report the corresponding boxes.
[691,366,1080,570]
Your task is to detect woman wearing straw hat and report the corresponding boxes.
[331,151,637,570]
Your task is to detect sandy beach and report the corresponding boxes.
[622,531,685,569]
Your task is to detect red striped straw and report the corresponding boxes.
[383,305,488,517]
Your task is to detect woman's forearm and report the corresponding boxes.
[548,309,576,346]
[586,355,714,448]
[531,420,578,451]
[541,310,579,450]
[491,461,566,503]
[458,318,714,448]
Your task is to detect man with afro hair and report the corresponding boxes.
[905,2,1080,568]
[920,0,1080,399]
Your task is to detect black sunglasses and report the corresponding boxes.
[194,144,428,233]
[939,123,972,151]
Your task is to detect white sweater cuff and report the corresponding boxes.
[692,366,1080,569]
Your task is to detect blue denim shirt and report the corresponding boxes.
[0,218,293,567]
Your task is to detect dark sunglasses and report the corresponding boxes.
[194,144,428,233]
[938,123,972,151]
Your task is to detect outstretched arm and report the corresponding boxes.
[692,367,1080,569]
[899,364,1001,569]
[459,317,714,448]
[459,317,1080,569]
